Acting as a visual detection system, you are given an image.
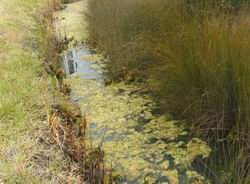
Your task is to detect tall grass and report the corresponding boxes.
[87,0,250,131]
[185,0,250,12]
[87,0,250,183]
[87,0,181,80]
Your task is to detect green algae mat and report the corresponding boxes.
[55,1,212,183]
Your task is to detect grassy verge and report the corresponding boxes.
[0,0,76,183]
[86,0,250,183]
[0,0,106,183]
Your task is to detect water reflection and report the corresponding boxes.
[63,46,103,82]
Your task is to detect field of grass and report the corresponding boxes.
[0,0,83,183]
[86,0,250,183]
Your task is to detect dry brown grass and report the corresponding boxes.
[48,101,105,183]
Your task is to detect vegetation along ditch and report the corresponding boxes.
[86,0,250,183]
[0,0,250,183]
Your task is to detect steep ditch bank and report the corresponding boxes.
[55,1,213,183]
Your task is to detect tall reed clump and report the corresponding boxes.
[87,0,250,183]
[86,0,181,81]
[147,8,250,182]
[87,0,250,131]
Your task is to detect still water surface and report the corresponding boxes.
[62,46,211,184]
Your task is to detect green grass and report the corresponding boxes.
[86,0,250,183]
[0,0,80,183]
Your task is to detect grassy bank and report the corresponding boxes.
[86,0,250,183]
[0,0,98,183]
[0,0,65,182]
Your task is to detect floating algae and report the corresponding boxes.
[63,47,211,183]
[54,1,88,42]
[56,1,212,183]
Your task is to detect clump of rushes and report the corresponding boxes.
[87,0,250,183]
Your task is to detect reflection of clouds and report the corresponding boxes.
[63,47,104,83]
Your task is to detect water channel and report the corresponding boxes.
[55,1,212,183]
